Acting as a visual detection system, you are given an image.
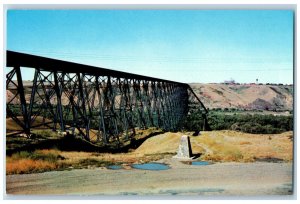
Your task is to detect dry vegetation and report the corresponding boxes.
[6,149,171,175]
[6,149,62,174]
[134,130,293,162]
[196,131,293,162]
[6,130,293,175]
[190,83,293,111]
[7,158,57,174]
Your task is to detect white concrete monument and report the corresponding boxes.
[173,135,193,159]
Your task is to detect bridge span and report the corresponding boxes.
[6,50,208,144]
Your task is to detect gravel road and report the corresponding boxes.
[6,160,293,197]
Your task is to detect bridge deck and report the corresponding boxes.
[7,50,188,86]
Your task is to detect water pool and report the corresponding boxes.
[131,163,170,171]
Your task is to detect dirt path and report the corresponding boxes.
[6,160,293,196]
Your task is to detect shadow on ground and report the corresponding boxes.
[6,131,164,156]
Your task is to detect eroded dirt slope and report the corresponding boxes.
[190,83,293,111]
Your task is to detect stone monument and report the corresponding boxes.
[173,135,193,159]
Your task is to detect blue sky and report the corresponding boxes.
[7,10,294,84]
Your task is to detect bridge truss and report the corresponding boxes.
[6,51,208,144]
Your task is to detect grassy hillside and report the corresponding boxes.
[190,83,293,111]
[135,130,293,162]
[7,82,293,111]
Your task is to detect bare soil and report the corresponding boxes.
[6,161,293,196]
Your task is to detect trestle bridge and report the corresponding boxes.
[6,51,208,144]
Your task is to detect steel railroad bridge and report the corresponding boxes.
[6,50,208,144]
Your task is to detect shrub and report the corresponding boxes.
[184,110,293,134]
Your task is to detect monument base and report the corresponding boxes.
[172,155,195,160]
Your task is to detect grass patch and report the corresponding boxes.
[31,129,59,139]
[6,149,65,175]
[6,149,124,174]
[6,158,57,174]
[193,132,253,162]
[142,153,174,163]
[74,158,118,169]
[200,145,244,162]
[11,150,64,162]
[193,131,292,162]
[200,148,246,162]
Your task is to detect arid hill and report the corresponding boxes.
[6,82,293,111]
[190,83,293,111]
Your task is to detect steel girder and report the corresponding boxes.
[6,51,208,144]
